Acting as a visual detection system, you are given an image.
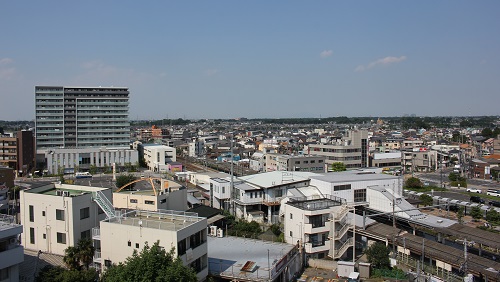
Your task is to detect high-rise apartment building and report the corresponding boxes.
[35,86,130,150]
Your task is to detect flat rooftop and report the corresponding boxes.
[310,170,398,183]
[237,171,318,188]
[104,210,206,232]
[24,183,108,196]
[0,215,21,233]
[208,236,298,281]
[287,195,345,211]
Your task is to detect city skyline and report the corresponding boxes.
[1,1,499,120]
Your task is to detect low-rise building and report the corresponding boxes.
[265,153,326,173]
[0,215,24,282]
[20,183,112,256]
[141,144,176,172]
[95,209,208,281]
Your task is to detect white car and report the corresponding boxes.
[467,188,482,193]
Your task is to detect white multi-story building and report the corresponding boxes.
[141,144,176,172]
[19,183,112,256]
[188,139,205,158]
[35,86,130,150]
[209,178,232,210]
[284,196,352,260]
[0,215,24,282]
[94,209,208,281]
[265,153,326,172]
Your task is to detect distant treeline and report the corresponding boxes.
[131,116,499,130]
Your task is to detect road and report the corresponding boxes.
[415,171,500,192]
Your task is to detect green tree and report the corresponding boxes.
[77,238,95,270]
[365,242,391,269]
[331,162,347,172]
[481,128,494,139]
[470,206,483,222]
[102,242,197,282]
[88,165,98,175]
[406,177,423,188]
[36,265,98,282]
[63,246,81,270]
[457,206,464,224]
[419,194,433,207]
[116,174,137,191]
[486,209,500,224]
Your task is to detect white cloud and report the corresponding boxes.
[0,58,13,65]
[320,50,333,58]
[204,69,219,76]
[355,56,407,72]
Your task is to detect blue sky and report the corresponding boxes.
[1,1,499,120]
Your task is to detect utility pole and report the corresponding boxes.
[230,134,235,216]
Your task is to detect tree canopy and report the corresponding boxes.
[115,174,137,191]
[365,242,391,269]
[405,177,423,189]
[102,241,198,282]
[331,162,347,172]
[36,266,98,282]
[419,194,433,207]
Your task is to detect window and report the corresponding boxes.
[29,205,34,222]
[128,241,131,247]
[81,230,90,239]
[42,211,46,216]
[135,243,139,248]
[319,160,323,163]
[0,267,9,280]
[334,184,351,191]
[160,199,166,204]
[130,199,138,203]
[104,260,112,267]
[290,213,293,219]
[354,189,367,202]
[222,186,225,194]
[178,238,187,255]
[311,160,315,163]
[289,231,293,237]
[57,232,66,244]
[43,233,46,239]
[145,200,155,205]
[275,189,283,197]
[80,207,90,219]
[30,228,35,244]
[56,209,65,221]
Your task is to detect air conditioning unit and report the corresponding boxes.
[217,228,224,238]
[56,190,63,196]
[63,191,70,197]
[210,226,217,237]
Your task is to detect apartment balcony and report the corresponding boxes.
[262,196,284,206]
[305,240,330,253]
[303,223,329,235]
[93,251,101,264]
[0,244,24,269]
[92,228,100,240]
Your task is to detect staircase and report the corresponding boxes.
[93,191,116,219]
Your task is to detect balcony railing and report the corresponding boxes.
[92,228,100,240]
[93,251,101,263]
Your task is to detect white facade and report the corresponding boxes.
[283,197,352,260]
[20,183,111,256]
[113,182,187,212]
[41,147,138,174]
[209,178,232,210]
[96,210,208,281]
[188,139,205,158]
[142,145,176,172]
[0,215,24,282]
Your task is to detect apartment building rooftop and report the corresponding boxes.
[103,210,205,232]
[24,183,108,195]
[310,169,397,183]
[237,171,317,188]
[287,195,345,211]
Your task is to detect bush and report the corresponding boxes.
[405,177,422,188]
[270,224,282,236]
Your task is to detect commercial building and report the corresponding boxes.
[95,209,208,281]
[140,144,176,172]
[0,131,35,176]
[0,167,14,212]
[265,153,326,173]
[42,147,138,175]
[0,215,24,282]
[35,86,130,150]
[113,179,187,212]
[19,183,112,256]
[307,129,368,169]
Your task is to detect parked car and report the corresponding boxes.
[470,196,485,204]
[467,188,482,193]
[489,200,500,207]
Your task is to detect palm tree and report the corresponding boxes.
[63,246,80,270]
[77,238,95,270]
